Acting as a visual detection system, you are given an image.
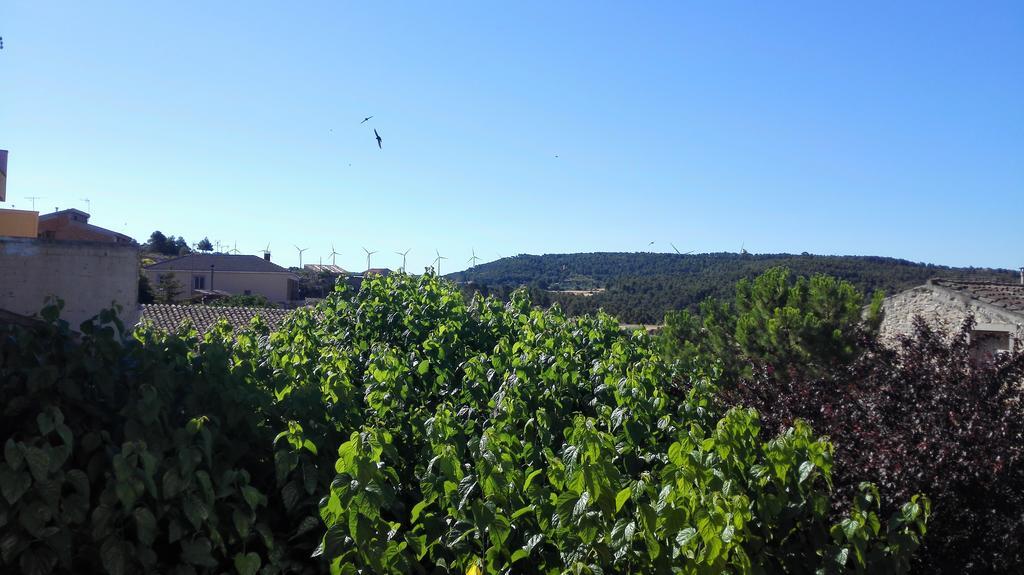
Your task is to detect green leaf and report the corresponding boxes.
[36,412,55,436]
[523,468,543,490]
[0,468,32,505]
[4,440,24,470]
[181,537,218,567]
[24,448,50,482]
[19,546,58,575]
[233,509,252,538]
[798,461,815,484]
[417,360,431,375]
[242,485,266,511]
[100,537,126,575]
[615,487,632,512]
[134,508,157,546]
[234,551,262,575]
[410,499,430,524]
[511,548,529,563]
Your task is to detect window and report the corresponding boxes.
[193,275,205,290]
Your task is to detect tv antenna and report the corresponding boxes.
[329,244,341,266]
[467,248,481,268]
[25,196,44,210]
[294,245,309,268]
[433,249,447,275]
[81,198,91,213]
[395,248,411,272]
[362,247,377,271]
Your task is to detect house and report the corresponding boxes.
[880,277,1024,357]
[144,253,300,305]
[37,209,136,244]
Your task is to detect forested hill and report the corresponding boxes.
[448,252,1018,324]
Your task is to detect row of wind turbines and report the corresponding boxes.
[287,244,483,276]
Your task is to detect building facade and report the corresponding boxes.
[144,253,299,305]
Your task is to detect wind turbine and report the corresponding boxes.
[362,247,377,271]
[228,241,241,255]
[329,244,342,266]
[433,249,448,275]
[294,245,309,268]
[670,243,694,256]
[395,248,411,272]
[467,248,481,268]
[263,243,271,258]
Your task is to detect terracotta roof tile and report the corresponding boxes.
[138,304,294,335]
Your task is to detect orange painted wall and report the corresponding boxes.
[0,209,39,238]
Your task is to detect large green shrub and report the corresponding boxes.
[0,275,925,574]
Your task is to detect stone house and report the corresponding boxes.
[144,253,300,305]
[880,278,1024,357]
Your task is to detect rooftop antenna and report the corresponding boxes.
[433,249,447,275]
[467,248,481,268]
[329,244,341,266]
[81,198,91,213]
[25,196,43,210]
[214,240,223,253]
[294,244,309,268]
[362,247,377,271]
[395,248,411,272]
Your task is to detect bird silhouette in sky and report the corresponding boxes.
[374,129,382,149]
[361,116,373,124]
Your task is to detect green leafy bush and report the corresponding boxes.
[1,275,926,574]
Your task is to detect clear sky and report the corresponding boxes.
[1,1,1021,271]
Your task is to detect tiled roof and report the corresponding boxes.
[138,304,294,335]
[932,279,1024,314]
[146,254,294,274]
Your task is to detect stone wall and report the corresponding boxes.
[880,283,1024,345]
[0,237,139,330]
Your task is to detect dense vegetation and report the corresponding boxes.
[452,252,1017,324]
[660,269,1024,573]
[0,275,927,574]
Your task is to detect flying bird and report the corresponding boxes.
[360,116,373,124]
[374,129,382,149]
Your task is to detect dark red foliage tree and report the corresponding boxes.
[722,317,1024,573]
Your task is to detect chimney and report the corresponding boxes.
[264,252,271,262]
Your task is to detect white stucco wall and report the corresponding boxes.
[0,238,139,330]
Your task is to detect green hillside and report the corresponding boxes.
[449,252,1018,324]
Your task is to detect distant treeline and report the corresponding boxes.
[451,252,1017,324]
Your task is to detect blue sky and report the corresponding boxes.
[1,1,1021,271]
